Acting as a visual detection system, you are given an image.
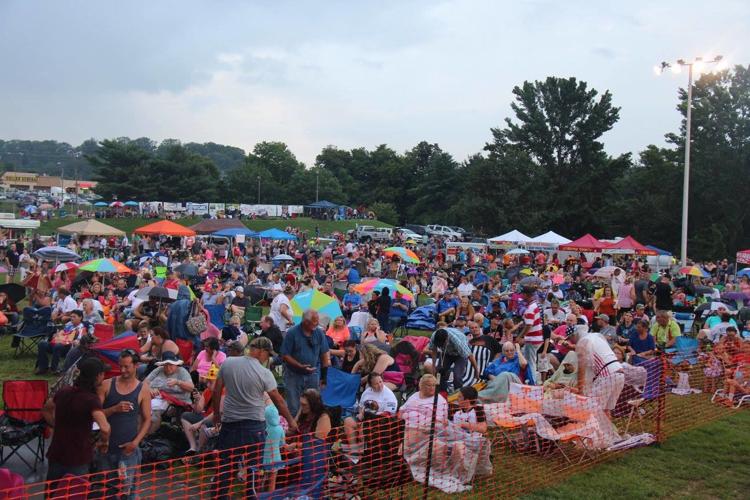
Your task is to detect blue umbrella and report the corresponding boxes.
[212,227,257,238]
[94,201,108,207]
[737,268,750,278]
[258,228,297,241]
[24,205,38,213]
[33,246,80,262]
[124,201,139,207]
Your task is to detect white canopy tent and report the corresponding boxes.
[526,231,572,250]
[487,230,532,249]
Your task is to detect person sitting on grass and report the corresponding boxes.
[718,361,750,407]
[342,373,398,450]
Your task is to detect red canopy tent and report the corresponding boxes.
[604,236,657,256]
[558,233,607,252]
[736,249,750,265]
[133,220,196,237]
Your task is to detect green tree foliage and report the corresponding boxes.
[369,202,398,225]
[89,139,220,201]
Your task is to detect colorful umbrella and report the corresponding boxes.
[737,268,750,278]
[383,247,420,264]
[55,262,79,273]
[91,331,139,376]
[353,278,413,300]
[110,201,124,208]
[94,201,108,207]
[679,266,709,278]
[124,201,139,207]
[290,289,343,324]
[78,258,132,274]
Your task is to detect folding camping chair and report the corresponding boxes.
[0,380,48,472]
[665,336,700,366]
[204,304,227,330]
[243,306,264,334]
[553,424,597,464]
[321,368,361,420]
[623,358,663,435]
[493,416,539,454]
[12,306,55,357]
[250,434,328,500]
[673,312,696,335]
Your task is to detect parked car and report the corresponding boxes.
[404,224,428,236]
[395,227,428,244]
[425,224,462,240]
[347,225,393,242]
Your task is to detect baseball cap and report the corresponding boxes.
[235,286,244,293]
[156,351,184,366]
[595,313,610,322]
[249,336,277,356]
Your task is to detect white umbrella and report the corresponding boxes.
[592,266,624,278]
[272,254,295,262]
[506,248,530,255]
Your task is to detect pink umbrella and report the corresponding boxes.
[55,262,80,273]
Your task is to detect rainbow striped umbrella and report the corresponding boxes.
[78,258,132,274]
[678,266,709,278]
[290,289,343,324]
[383,246,420,264]
[353,278,413,300]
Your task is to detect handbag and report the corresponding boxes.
[186,301,208,337]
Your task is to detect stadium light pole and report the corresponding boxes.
[654,55,725,266]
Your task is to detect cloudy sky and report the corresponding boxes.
[1,0,748,166]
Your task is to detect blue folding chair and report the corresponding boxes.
[322,367,361,418]
[251,434,328,499]
[204,304,226,330]
[624,358,663,434]
[673,312,695,335]
[665,336,700,365]
[12,307,55,357]
[348,326,362,343]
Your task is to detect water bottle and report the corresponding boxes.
[118,460,128,494]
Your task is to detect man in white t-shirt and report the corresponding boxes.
[457,276,476,298]
[52,288,78,323]
[270,286,294,332]
[576,325,625,415]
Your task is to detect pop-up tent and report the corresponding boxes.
[737,249,750,265]
[258,228,297,241]
[558,234,607,252]
[526,231,571,250]
[57,219,125,237]
[133,220,196,237]
[604,236,657,256]
[487,230,532,248]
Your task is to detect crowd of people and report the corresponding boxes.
[5,228,750,496]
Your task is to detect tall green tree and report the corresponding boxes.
[486,76,628,236]
[88,139,155,200]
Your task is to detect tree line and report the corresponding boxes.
[4,67,750,260]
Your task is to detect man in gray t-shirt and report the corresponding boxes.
[212,337,297,499]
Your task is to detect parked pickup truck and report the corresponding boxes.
[348,225,393,242]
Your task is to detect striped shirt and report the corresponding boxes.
[523,300,544,345]
[429,327,472,359]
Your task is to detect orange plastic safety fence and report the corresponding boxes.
[1,351,746,499]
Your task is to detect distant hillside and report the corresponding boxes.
[0,138,247,179]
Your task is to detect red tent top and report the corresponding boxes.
[605,236,657,256]
[737,249,750,265]
[133,220,196,237]
[558,233,607,252]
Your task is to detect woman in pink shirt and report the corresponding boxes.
[190,337,226,387]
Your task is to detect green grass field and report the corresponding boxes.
[522,409,750,500]
[35,216,391,237]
